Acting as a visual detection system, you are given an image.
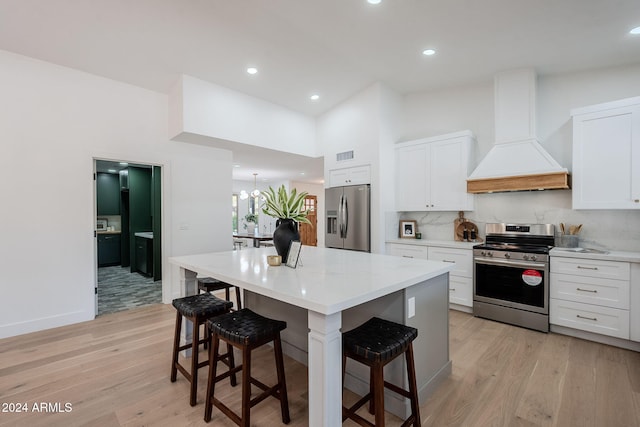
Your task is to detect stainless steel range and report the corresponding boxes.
[473,223,555,332]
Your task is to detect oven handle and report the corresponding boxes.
[474,257,547,270]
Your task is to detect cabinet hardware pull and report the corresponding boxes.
[402,255,414,258]
[577,266,598,270]
[634,199,639,203]
[576,287,598,293]
[576,314,597,321]
[442,260,456,263]
[449,288,456,292]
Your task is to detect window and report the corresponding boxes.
[232,194,238,233]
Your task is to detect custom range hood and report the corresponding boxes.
[467,69,569,193]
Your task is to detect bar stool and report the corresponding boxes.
[204,308,290,426]
[170,293,235,406]
[198,277,242,310]
[342,317,420,427]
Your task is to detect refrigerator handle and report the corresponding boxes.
[338,194,344,238]
[343,195,348,238]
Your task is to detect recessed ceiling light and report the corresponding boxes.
[630,26,640,35]
[310,94,320,101]
[234,164,240,168]
[247,67,258,75]
[300,172,306,175]
[119,162,128,166]
[108,169,117,173]
[367,0,381,4]
[422,49,436,56]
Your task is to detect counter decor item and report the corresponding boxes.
[262,185,311,260]
[558,223,582,248]
[454,211,481,242]
[399,220,418,238]
[267,255,282,266]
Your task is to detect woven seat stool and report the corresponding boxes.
[204,308,290,426]
[170,293,235,406]
[342,317,420,427]
[198,277,242,311]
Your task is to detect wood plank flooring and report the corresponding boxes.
[0,305,638,426]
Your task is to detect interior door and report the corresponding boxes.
[299,195,317,246]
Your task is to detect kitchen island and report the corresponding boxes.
[169,246,454,427]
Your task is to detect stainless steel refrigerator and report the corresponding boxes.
[325,184,370,252]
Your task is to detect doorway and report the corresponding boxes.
[299,195,317,246]
[95,159,162,316]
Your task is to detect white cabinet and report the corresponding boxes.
[386,242,473,309]
[386,243,428,259]
[550,256,631,339]
[395,131,475,211]
[571,97,640,209]
[328,165,370,187]
[428,246,473,308]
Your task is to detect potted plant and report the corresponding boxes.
[244,213,259,235]
[261,185,311,259]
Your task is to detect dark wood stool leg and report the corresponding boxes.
[372,362,385,427]
[204,335,221,422]
[241,346,252,427]
[224,287,230,303]
[405,343,421,426]
[368,366,375,415]
[190,317,200,406]
[234,287,242,310]
[170,310,182,382]
[273,334,291,423]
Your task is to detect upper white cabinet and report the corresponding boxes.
[328,165,371,187]
[395,131,475,211]
[571,97,640,209]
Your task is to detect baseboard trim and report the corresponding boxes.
[0,310,92,339]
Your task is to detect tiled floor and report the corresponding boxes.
[97,265,162,316]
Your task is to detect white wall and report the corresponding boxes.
[0,50,232,338]
[397,63,640,252]
[171,75,318,157]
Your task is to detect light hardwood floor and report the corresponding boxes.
[0,305,638,426]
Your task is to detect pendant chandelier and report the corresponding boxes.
[239,173,260,200]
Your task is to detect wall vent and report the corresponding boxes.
[336,150,354,162]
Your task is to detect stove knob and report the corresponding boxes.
[480,251,486,256]
[488,252,493,257]
[523,254,529,261]
[504,252,511,259]
[531,255,537,261]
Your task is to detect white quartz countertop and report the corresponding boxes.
[169,246,454,315]
[550,247,640,263]
[386,238,477,249]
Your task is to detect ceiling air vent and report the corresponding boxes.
[336,150,354,162]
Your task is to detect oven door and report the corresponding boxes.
[473,257,548,314]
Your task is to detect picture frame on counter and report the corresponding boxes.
[285,240,302,268]
[399,220,418,239]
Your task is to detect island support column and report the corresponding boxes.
[307,310,342,427]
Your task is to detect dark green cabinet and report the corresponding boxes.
[98,233,121,267]
[96,173,120,215]
[135,236,153,276]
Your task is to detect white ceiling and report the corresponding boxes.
[2,0,639,183]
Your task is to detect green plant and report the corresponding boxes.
[261,185,311,224]
[244,213,259,224]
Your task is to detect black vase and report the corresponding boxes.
[273,219,300,260]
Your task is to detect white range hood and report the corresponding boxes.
[467,69,569,193]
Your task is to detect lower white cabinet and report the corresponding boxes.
[387,242,473,309]
[549,299,630,339]
[550,256,631,340]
